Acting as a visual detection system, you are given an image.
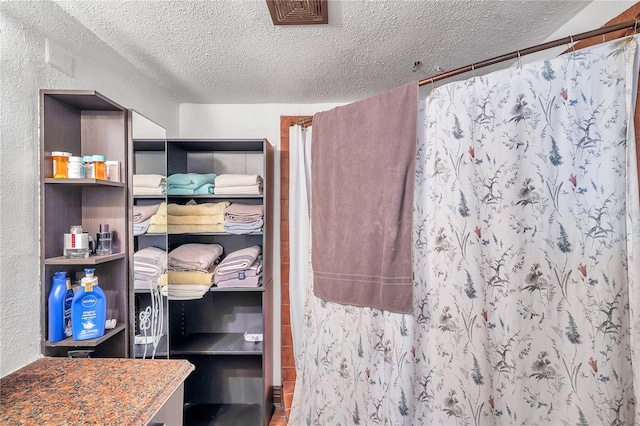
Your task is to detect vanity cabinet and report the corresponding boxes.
[39,90,129,357]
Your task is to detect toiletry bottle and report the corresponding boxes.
[48,271,70,342]
[71,268,106,341]
[63,278,74,338]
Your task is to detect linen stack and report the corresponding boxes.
[167,173,217,195]
[165,200,229,234]
[168,243,223,299]
[214,245,263,288]
[133,203,161,236]
[132,174,166,196]
[214,174,263,195]
[224,203,264,234]
[147,202,167,234]
[133,246,167,290]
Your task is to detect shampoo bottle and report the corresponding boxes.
[48,271,70,342]
[71,268,106,341]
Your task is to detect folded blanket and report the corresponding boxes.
[214,256,263,284]
[215,245,262,275]
[133,186,166,196]
[224,219,263,235]
[224,203,264,223]
[168,201,230,216]
[147,224,167,234]
[214,184,262,195]
[158,273,168,287]
[215,276,262,288]
[166,184,216,195]
[133,204,161,223]
[134,247,167,276]
[166,284,212,300]
[168,268,215,285]
[133,218,151,236]
[150,213,167,226]
[133,174,166,188]
[215,174,262,188]
[168,214,224,225]
[169,243,223,272]
[167,224,226,234]
[133,274,167,290]
[167,173,216,189]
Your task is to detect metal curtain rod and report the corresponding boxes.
[294,15,639,127]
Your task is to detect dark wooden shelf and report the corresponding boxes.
[44,252,126,265]
[133,194,166,199]
[44,178,126,187]
[171,333,263,356]
[45,323,126,348]
[167,194,263,199]
[210,286,264,292]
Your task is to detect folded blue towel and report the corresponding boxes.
[167,173,217,189]
[167,187,195,195]
[194,183,215,195]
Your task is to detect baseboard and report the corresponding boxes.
[272,385,282,404]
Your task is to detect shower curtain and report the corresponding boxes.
[289,36,639,425]
[289,124,313,359]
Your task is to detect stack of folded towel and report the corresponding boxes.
[147,202,167,234]
[214,174,263,195]
[133,203,162,236]
[167,243,223,299]
[214,245,263,288]
[167,173,217,195]
[164,200,229,234]
[134,246,167,290]
[224,203,264,234]
[133,174,166,196]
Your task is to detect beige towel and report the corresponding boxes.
[133,204,161,224]
[167,214,224,225]
[168,269,215,285]
[167,201,230,216]
[311,82,417,314]
[147,224,166,234]
[168,224,226,234]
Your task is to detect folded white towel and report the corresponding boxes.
[214,184,262,195]
[215,245,262,275]
[133,174,166,188]
[133,186,166,196]
[215,174,262,188]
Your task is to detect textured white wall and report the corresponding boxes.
[0,0,179,376]
[180,103,345,385]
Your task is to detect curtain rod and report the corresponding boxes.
[294,15,639,127]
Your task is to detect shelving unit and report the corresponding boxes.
[39,90,129,358]
[167,138,274,426]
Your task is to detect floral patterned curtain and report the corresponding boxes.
[289,36,639,425]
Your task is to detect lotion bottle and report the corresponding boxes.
[48,271,70,342]
[71,268,106,341]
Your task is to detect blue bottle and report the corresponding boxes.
[48,271,72,342]
[71,268,106,341]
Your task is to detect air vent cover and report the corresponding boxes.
[266,0,328,25]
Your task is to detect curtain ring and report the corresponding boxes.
[517,50,522,70]
[471,63,475,78]
[430,77,435,92]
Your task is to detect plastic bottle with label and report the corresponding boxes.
[52,152,71,178]
[92,155,106,180]
[67,156,83,179]
[83,156,94,179]
[71,268,106,341]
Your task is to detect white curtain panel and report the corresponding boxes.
[289,124,313,361]
[289,36,639,425]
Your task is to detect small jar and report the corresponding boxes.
[52,151,71,179]
[83,156,94,179]
[67,156,83,179]
[92,155,106,180]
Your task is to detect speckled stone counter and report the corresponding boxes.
[0,357,194,425]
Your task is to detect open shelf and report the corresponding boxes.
[45,323,126,348]
[44,178,126,188]
[183,403,264,426]
[44,252,126,265]
[134,334,168,358]
[210,286,264,292]
[171,333,263,356]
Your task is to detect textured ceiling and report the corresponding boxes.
[53,0,594,104]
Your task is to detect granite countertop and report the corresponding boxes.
[0,357,194,425]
